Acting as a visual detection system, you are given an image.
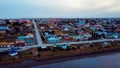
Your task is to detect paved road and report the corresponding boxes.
[32,20,46,48]
[32,20,43,45]
[0,48,11,52]
[1,38,120,52]
[12,38,120,52]
[54,38,120,45]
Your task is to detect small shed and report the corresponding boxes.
[103,42,109,47]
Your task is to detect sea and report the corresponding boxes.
[31,51,120,68]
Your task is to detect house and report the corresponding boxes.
[63,27,69,31]
[76,21,85,27]
[95,31,103,35]
[25,23,32,27]
[9,20,16,23]
[24,36,34,45]
[49,19,54,23]
[83,33,92,38]
[0,19,3,22]
[0,42,14,48]
[112,33,119,38]
[15,35,26,46]
[16,36,34,46]
[53,43,69,49]
[90,27,96,31]
[84,23,90,27]
[116,28,120,32]
[9,29,16,34]
[8,47,18,56]
[16,20,29,23]
[39,24,50,31]
[0,26,9,31]
[40,26,46,30]
[0,22,5,25]
[44,32,50,38]
[65,37,72,41]
[0,30,6,34]
[5,34,14,38]
[102,32,108,35]
[59,44,68,49]
[47,37,60,43]
[24,21,32,27]
[15,40,25,46]
[103,42,109,47]
[27,33,34,37]
[72,35,84,41]
[50,26,54,29]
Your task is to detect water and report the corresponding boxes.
[31,52,120,68]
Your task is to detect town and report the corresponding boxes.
[0,18,120,65]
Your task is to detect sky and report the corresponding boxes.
[0,0,120,18]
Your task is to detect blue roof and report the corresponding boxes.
[96,31,102,35]
[60,45,67,49]
[91,27,96,31]
[17,36,33,43]
[0,26,8,30]
[103,32,107,35]
[53,44,60,46]
[26,39,33,43]
[112,33,118,36]
[76,22,85,26]
[9,48,18,55]
[18,36,26,38]
[47,37,60,43]
[17,36,32,40]
[17,36,26,40]
[48,37,59,40]
[112,33,118,38]
[44,32,51,38]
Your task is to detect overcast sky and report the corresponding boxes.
[0,0,120,18]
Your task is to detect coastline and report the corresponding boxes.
[1,43,120,68]
[38,44,120,61]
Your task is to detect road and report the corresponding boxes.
[1,38,120,52]
[22,38,120,48]
[32,20,43,45]
[32,20,46,48]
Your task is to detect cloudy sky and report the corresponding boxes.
[0,0,120,18]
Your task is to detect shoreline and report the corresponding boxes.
[35,50,120,65]
[1,44,120,68]
[1,49,120,68]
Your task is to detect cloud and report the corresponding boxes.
[0,0,119,18]
[27,0,119,10]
